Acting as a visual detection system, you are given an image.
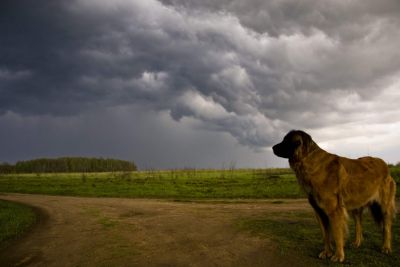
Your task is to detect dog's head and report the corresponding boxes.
[272,130,315,160]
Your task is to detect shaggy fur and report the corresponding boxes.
[273,130,396,263]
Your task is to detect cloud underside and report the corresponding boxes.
[1,0,400,150]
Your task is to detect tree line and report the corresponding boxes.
[0,157,137,174]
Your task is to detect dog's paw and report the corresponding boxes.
[352,239,362,248]
[330,253,345,263]
[318,250,333,260]
[382,246,392,255]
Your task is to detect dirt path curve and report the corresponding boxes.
[0,194,311,267]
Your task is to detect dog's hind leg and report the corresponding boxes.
[381,177,396,254]
[351,208,364,248]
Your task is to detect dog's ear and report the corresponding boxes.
[293,139,302,148]
[298,131,315,155]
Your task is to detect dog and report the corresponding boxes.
[272,130,396,262]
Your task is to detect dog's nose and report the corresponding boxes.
[272,144,278,154]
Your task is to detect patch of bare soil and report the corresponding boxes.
[0,194,310,267]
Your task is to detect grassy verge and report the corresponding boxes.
[0,167,399,199]
[0,169,303,199]
[237,210,400,266]
[0,200,36,249]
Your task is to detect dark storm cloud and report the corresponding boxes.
[160,0,400,94]
[1,0,400,152]
[0,108,281,168]
[161,0,400,38]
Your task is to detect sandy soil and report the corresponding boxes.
[0,194,311,267]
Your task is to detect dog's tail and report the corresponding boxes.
[369,201,384,226]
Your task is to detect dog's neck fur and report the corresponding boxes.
[289,141,330,194]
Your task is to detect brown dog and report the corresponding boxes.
[273,130,396,262]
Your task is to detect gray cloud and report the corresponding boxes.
[1,0,400,166]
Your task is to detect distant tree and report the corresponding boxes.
[0,162,15,174]
[9,157,137,173]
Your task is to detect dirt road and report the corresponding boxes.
[0,194,310,267]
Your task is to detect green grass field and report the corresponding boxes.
[1,167,399,199]
[0,168,303,199]
[0,200,36,249]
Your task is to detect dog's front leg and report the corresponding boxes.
[328,207,347,263]
[315,213,333,259]
[308,195,333,259]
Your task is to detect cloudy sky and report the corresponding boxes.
[1,0,400,169]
